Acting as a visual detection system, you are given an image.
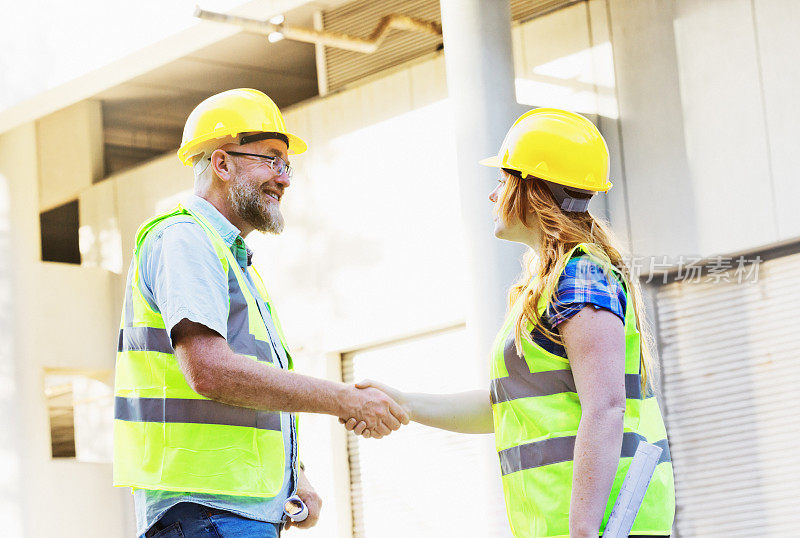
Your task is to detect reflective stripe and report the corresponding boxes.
[490,372,651,403]
[625,374,652,400]
[245,266,291,368]
[114,396,281,431]
[493,332,652,403]
[498,432,671,476]
[227,268,275,363]
[119,261,276,362]
[118,327,174,354]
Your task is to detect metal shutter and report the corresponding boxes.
[320,0,585,93]
[341,325,512,537]
[655,252,800,537]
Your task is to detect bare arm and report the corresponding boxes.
[344,380,493,435]
[172,319,409,434]
[559,307,627,538]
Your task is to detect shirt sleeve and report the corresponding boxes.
[546,255,627,328]
[138,218,230,344]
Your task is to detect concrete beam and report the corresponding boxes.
[0,0,311,135]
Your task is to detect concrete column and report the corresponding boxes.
[0,123,42,538]
[0,127,29,538]
[440,1,526,532]
[440,0,526,380]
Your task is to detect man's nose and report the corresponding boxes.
[274,172,291,189]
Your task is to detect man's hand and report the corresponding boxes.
[340,380,411,439]
[338,383,409,439]
[284,469,321,530]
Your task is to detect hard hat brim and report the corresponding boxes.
[478,154,612,192]
[285,132,308,155]
[478,155,502,168]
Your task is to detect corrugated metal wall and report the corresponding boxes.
[341,326,511,538]
[321,0,584,92]
[655,252,800,537]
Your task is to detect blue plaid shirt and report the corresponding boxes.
[532,254,627,357]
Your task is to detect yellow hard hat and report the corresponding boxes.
[177,88,308,166]
[479,108,611,192]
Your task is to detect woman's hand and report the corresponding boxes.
[339,383,494,436]
[339,380,410,438]
[355,379,411,415]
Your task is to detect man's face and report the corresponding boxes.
[224,138,291,234]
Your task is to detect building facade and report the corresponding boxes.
[1,0,799,536]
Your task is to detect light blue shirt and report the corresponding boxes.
[131,195,295,536]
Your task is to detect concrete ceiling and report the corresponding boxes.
[96,3,336,174]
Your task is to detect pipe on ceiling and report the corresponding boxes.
[194,7,442,54]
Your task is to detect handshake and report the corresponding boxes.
[338,380,410,439]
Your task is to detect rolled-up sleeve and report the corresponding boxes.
[138,219,229,345]
[547,256,627,327]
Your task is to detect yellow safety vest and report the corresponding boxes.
[490,243,675,537]
[113,205,294,497]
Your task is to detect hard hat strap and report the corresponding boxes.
[239,132,290,147]
[543,181,595,213]
[503,167,595,213]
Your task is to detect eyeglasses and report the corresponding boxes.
[224,150,293,179]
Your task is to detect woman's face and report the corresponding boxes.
[489,174,542,248]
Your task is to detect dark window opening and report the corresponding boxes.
[46,379,77,458]
[40,200,81,264]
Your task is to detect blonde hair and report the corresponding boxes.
[496,170,657,393]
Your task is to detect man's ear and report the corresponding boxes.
[210,149,232,182]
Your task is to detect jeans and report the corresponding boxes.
[141,502,281,538]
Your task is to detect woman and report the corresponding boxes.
[344,108,675,537]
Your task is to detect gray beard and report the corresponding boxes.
[228,179,285,234]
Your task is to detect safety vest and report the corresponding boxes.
[113,204,294,497]
[490,243,675,537]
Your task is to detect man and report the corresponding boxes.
[113,88,409,538]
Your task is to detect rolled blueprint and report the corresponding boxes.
[601,440,664,538]
[283,495,309,522]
